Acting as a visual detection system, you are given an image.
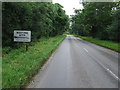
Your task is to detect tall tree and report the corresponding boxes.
[70,2,119,41]
[2,2,69,47]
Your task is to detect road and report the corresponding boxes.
[27,35,119,88]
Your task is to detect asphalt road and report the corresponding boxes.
[27,35,119,88]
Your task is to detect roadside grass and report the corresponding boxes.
[74,35,120,52]
[63,33,71,36]
[2,35,66,88]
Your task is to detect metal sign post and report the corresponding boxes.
[14,30,31,51]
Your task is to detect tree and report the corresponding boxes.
[2,2,69,47]
[70,2,119,42]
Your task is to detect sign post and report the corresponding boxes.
[14,30,31,51]
[25,43,28,51]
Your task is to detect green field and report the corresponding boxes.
[2,35,65,88]
[75,35,119,52]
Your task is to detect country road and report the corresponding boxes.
[27,35,119,88]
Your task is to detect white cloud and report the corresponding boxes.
[53,0,83,16]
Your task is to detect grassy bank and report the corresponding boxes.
[2,35,66,88]
[75,35,119,52]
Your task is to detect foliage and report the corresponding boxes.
[2,35,65,88]
[75,35,119,52]
[2,2,69,47]
[70,2,119,42]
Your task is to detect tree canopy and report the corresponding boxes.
[70,2,120,42]
[2,2,69,47]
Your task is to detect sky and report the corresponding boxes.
[53,0,83,16]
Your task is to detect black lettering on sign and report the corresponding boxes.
[24,32,28,34]
[18,32,28,37]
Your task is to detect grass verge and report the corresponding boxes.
[2,35,66,88]
[74,35,120,52]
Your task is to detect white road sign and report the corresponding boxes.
[14,30,31,42]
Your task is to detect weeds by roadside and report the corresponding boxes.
[75,35,119,52]
[2,35,66,88]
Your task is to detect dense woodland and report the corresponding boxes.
[2,2,120,49]
[70,2,120,42]
[2,2,69,47]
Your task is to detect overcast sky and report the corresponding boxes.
[53,0,83,16]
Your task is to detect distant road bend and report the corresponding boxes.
[27,35,119,88]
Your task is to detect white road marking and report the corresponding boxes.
[93,58,120,82]
[71,36,119,82]
[98,60,120,81]
[106,68,120,81]
[83,48,88,52]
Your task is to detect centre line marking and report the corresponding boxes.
[83,48,88,52]
[94,59,120,82]
[106,68,120,81]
